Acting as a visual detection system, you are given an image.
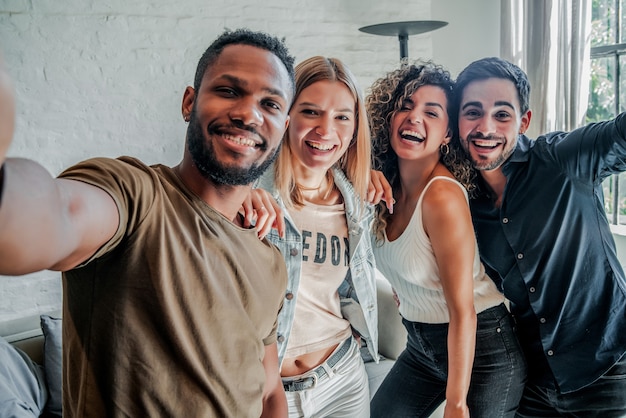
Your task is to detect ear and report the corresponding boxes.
[518,109,532,134]
[181,86,195,121]
[444,128,452,141]
[284,115,290,132]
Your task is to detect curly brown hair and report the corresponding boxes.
[366,60,477,242]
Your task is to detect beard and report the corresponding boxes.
[463,134,514,171]
[186,108,280,186]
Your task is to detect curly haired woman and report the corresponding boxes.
[366,61,526,418]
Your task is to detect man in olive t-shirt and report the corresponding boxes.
[0,29,295,417]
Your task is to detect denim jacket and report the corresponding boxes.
[257,166,379,366]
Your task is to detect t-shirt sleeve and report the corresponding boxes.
[262,249,288,346]
[58,156,158,264]
[262,298,284,346]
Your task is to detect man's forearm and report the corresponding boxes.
[260,341,288,418]
[260,387,287,418]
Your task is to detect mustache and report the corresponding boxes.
[466,132,506,142]
[206,121,267,151]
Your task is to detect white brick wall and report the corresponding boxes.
[0,0,499,322]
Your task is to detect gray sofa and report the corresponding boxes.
[1,310,61,417]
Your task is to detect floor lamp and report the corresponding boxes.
[359,20,448,60]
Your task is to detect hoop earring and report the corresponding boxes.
[440,143,450,156]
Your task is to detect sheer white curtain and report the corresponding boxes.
[500,0,592,138]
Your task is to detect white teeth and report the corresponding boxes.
[224,134,256,147]
[401,130,424,141]
[307,141,334,151]
[473,139,500,148]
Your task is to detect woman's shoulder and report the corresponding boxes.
[422,175,469,211]
[424,171,465,192]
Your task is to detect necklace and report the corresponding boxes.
[296,183,323,191]
[296,174,330,192]
[295,173,337,203]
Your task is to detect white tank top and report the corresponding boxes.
[373,176,504,323]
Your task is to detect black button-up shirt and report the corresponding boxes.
[470,112,626,393]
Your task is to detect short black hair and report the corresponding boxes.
[193,28,295,96]
[454,57,531,116]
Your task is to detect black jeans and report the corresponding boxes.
[516,353,626,418]
[371,304,527,417]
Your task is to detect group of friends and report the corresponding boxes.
[0,28,625,418]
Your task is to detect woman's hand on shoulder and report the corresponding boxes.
[240,189,285,240]
[367,170,394,214]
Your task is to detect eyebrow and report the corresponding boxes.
[425,101,445,110]
[218,74,288,101]
[495,100,516,110]
[403,98,444,110]
[461,100,515,111]
[297,101,354,113]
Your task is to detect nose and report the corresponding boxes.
[315,115,334,138]
[407,109,422,125]
[475,116,496,137]
[230,97,263,127]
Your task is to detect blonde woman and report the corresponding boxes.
[255,56,378,417]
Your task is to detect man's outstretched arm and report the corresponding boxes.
[0,159,119,275]
[0,55,118,275]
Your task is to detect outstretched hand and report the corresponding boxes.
[240,188,285,240]
[367,170,394,214]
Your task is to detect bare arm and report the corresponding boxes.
[423,180,476,418]
[0,59,118,275]
[260,342,287,418]
[0,158,119,274]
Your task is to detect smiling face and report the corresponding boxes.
[457,78,531,172]
[389,84,450,163]
[287,80,356,175]
[183,44,292,186]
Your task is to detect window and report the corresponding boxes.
[588,0,626,224]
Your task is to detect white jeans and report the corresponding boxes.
[283,337,370,418]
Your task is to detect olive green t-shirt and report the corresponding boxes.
[59,157,287,417]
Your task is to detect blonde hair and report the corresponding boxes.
[274,56,371,208]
